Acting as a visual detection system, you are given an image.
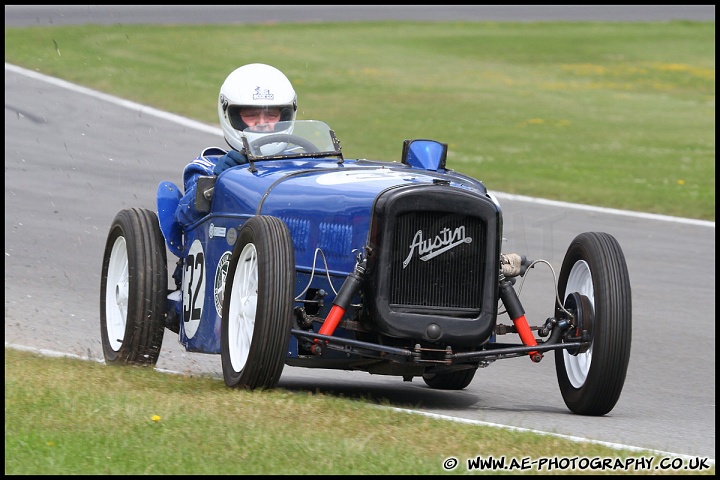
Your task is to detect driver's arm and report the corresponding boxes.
[213,149,247,175]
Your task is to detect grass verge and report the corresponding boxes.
[6,347,713,475]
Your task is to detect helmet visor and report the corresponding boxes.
[228,105,295,131]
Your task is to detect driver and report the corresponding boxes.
[174,63,297,227]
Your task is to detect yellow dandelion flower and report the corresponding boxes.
[151,415,161,422]
[677,179,685,186]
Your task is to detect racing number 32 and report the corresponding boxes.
[183,241,206,323]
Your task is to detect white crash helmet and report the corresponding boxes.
[218,63,297,154]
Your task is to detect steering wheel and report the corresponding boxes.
[249,133,321,154]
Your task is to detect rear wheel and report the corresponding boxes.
[422,367,477,390]
[221,216,295,389]
[100,208,168,366]
[555,232,631,415]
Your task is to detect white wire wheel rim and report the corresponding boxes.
[562,260,595,388]
[106,236,129,352]
[227,242,259,373]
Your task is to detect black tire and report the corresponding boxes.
[422,367,477,390]
[555,232,631,416]
[100,208,168,366]
[221,216,295,389]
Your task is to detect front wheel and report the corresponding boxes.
[555,232,631,416]
[221,216,295,389]
[100,208,168,366]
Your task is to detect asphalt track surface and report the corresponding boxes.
[4,5,716,26]
[5,5,716,466]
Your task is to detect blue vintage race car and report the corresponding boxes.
[100,120,631,416]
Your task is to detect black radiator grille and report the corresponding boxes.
[389,211,485,310]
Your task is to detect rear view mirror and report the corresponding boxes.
[401,139,448,171]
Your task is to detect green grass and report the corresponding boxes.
[4,21,715,221]
[5,348,713,475]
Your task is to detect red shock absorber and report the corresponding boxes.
[312,259,366,354]
[317,304,346,337]
[499,278,543,362]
